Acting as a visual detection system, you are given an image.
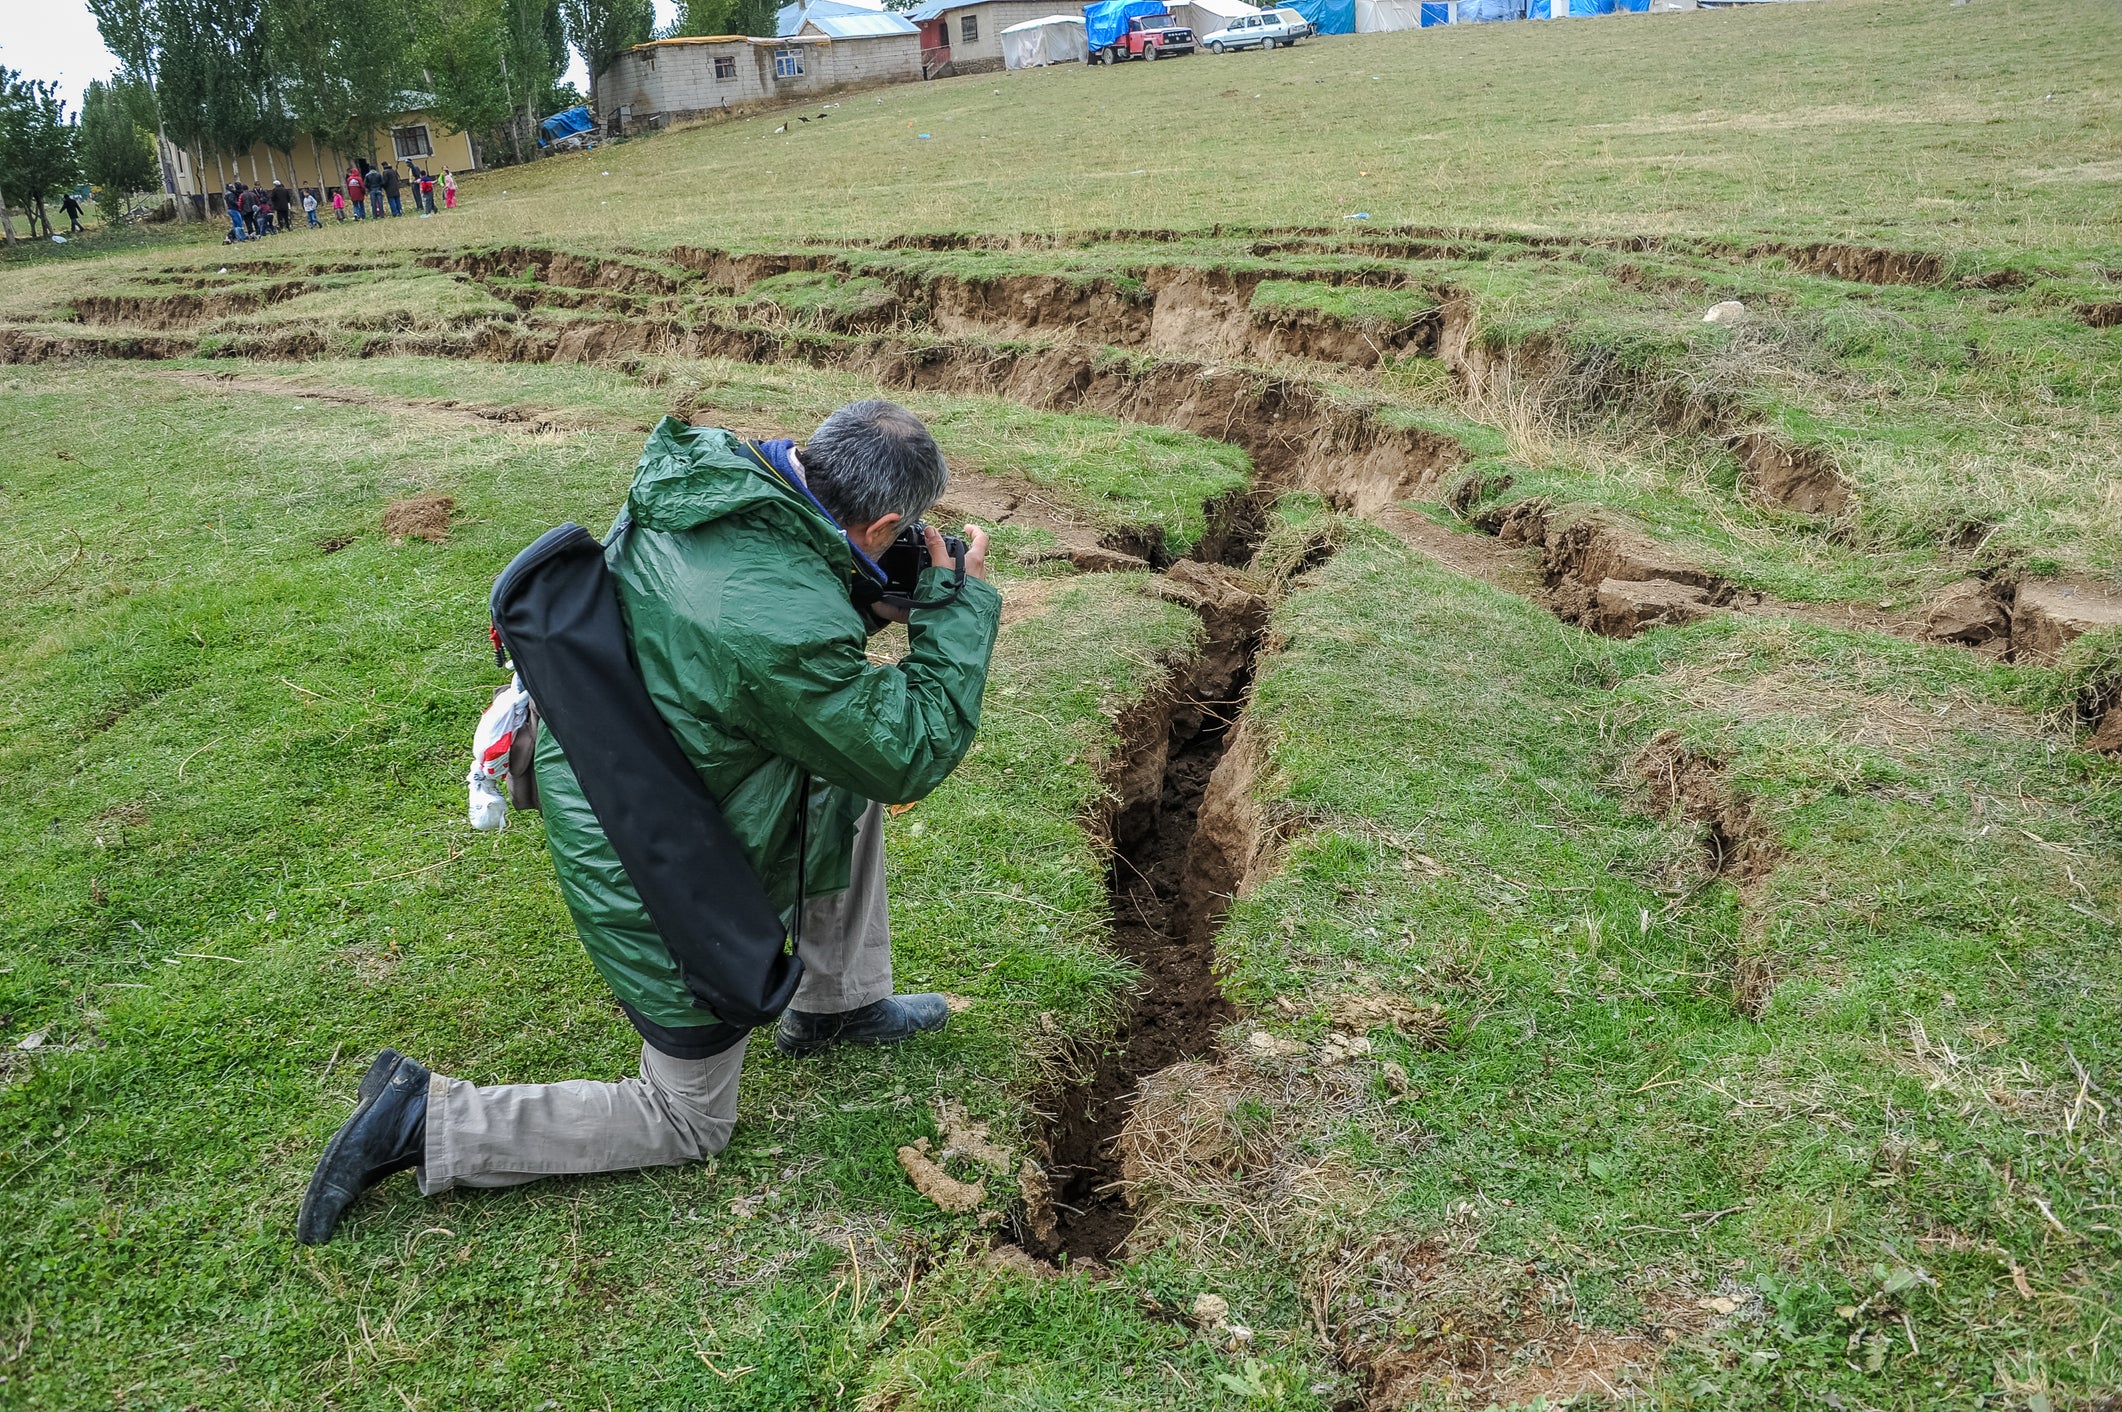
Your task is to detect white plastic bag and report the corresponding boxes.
[467,676,532,830]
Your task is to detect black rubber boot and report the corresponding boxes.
[773,994,951,1058]
[296,1052,430,1245]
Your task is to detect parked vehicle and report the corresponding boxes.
[1085,4,1196,63]
[1201,7,1310,50]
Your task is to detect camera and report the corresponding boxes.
[854,523,968,618]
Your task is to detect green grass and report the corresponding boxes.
[2,1,2119,1404]
[1182,520,2121,1407]
[0,359,1221,1409]
[1250,278,1438,329]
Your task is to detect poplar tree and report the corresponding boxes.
[80,78,163,215]
[556,0,653,118]
[86,0,190,220]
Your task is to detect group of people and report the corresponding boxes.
[339,158,457,222]
[221,158,456,243]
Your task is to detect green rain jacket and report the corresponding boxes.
[533,418,1002,1030]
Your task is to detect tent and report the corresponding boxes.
[1419,0,1450,19]
[1002,13,1089,65]
[1354,0,1423,29]
[1085,0,1172,46]
[1457,0,1519,17]
[1283,0,1355,31]
[1176,0,1260,36]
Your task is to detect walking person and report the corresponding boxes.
[369,170,385,219]
[270,181,293,234]
[381,162,403,218]
[417,169,436,216]
[443,170,456,210]
[60,192,85,233]
[223,184,246,242]
[296,404,1000,1244]
[331,187,347,222]
[346,166,366,221]
[303,188,321,228]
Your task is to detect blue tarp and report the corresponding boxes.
[1084,0,1171,47]
[1419,1,1450,21]
[1570,0,1616,11]
[1616,0,1649,10]
[1458,0,1519,18]
[1284,0,1355,32]
[539,106,594,145]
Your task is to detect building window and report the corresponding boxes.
[773,47,804,78]
[714,54,737,79]
[392,124,433,160]
[959,13,978,42]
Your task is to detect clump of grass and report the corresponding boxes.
[1249,278,1436,329]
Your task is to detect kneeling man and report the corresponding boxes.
[299,400,998,1243]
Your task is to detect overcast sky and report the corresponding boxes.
[0,0,697,112]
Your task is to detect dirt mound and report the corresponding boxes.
[2083,301,2122,330]
[382,493,454,543]
[1730,432,1853,516]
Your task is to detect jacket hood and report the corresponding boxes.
[625,417,852,570]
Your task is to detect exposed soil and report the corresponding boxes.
[1743,240,1946,287]
[1025,560,1269,1261]
[71,281,315,330]
[1730,431,1853,517]
[382,493,455,543]
[1632,730,1781,1018]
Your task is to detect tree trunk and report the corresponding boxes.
[32,196,50,238]
[145,71,190,225]
[312,136,327,197]
[0,182,17,246]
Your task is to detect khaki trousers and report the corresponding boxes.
[419,802,893,1194]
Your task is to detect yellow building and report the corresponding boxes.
[157,112,481,213]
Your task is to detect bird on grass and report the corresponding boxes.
[775,123,788,133]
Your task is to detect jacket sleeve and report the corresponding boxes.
[714,527,1002,805]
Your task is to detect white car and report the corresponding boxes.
[1200,8,1313,51]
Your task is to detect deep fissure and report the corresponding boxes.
[1021,566,1268,1262]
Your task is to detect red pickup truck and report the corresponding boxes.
[1094,13,1197,62]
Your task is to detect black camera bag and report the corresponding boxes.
[489,523,803,1033]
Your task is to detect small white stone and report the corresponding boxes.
[1702,300,1747,324]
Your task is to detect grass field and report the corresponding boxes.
[2,0,2119,1407]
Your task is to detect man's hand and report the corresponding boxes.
[927,523,990,582]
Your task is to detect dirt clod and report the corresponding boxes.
[897,1137,986,1213]
[382,493,454,544]
[1924,578,2012,650]
[936,1098,1013,1174]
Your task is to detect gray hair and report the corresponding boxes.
[802,400,948,527]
